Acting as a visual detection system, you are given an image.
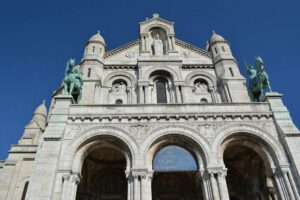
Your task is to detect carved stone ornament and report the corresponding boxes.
[125,51,135,58]
[181,51,191,58]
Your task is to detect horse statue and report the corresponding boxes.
[63,58,83,103]
[246,56,272,102]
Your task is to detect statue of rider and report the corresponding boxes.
[63,58,83,103]
[246,56,272,102]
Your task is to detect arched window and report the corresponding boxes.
[156,80,167,103]
[153,145,197,172]
[21,181,29,200]
[115,99,123,104]
[200,98,208,103]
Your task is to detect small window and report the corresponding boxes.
[21,182,29,200]
[87,68,91,78]
[200,98,208,103]
[115,99,123,104]
[156,80,167,103]
[229,67,234,77]
[92,46,95,52]
[222,46,226,52]
[214,47,218,54]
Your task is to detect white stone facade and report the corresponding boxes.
[1,14,300,200]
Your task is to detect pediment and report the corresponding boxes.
[175,39,213,62]
[104,40,140,63]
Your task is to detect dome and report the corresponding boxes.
[34,100,47,117]
[210,31,226,44]
[89,30,106,45]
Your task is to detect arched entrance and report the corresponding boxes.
[152,145,203,200]
[222,136,279,200]
[75,140,129,200]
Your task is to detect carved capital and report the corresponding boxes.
[71,173,81,184]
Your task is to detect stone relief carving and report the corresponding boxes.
[129,124,149,137]
[124,51,135,58]
[193,82,209,94]
[197,123,217,136]
[181,51,191,58]
[65,125,81,138]
[112,81,127,93]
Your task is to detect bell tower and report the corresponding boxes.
[208,31,251,102]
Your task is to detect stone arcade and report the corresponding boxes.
[1,14,300,200]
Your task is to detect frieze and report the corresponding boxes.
[67,112,273,124]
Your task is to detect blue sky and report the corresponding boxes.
[0,0,299,159]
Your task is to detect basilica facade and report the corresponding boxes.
[1,14,300,200]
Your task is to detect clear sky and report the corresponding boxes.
[0,0,299,159]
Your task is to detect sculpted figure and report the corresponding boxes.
[152,34,164,55]
[63,58,83,103]
[246,56,272,102]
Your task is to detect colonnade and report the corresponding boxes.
[59,165,299,200]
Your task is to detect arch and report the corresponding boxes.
[143,66,180,81]
[185,70,217,87]
[141,125,211,170]
[212,123,288,167]
[102,71,137,87]
[62,126,139,173]
[144,24,173,35]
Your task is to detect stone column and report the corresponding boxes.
[139,86,144,104]
[126,171,133,200]
[282,169,296,200]
[209,172,220,200]
[69,174,81,200]
[286,169,300,200]
[133,174,140,200]
[144,85,150,104]
[216,170,230,200]
[181,86,188,103]
[175,85,182,103]
[199,170,210,200]
[273,170,286,200]
[61,174,70,200]
[141,171,153,200]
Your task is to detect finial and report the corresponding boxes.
[153,13,159,18]
[97,30,100,34]
[206,40,209,45]
[212,30,216,34]
[145,17,149,20]
[42,99,46,104]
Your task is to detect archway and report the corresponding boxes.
[75,139,129,200]
[152,145,203,200]
[221,135,280,200]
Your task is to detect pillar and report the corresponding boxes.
[209,172,220,200]
[145,85,150,104]
[282,169,296,200]
[61,174,70,200]
[141,171,153,200]
[273,170,286,200]
[181,86,188,103]
[216,170,230,200]
[199,170,210,200]
[133,174,140,200]
[139,86,144,104]
[126,171,133,200]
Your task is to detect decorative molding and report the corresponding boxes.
[44,137,61,141]
[182,64,214,69]
[104,39,140,58]
[175,39,212,58]
[104,65,136,70]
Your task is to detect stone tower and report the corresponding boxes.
[1,14,300,200]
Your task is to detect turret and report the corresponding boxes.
[79,31,105,104]
[82,31,106,61]
[208,31,251,102]
[19,100,48,145]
